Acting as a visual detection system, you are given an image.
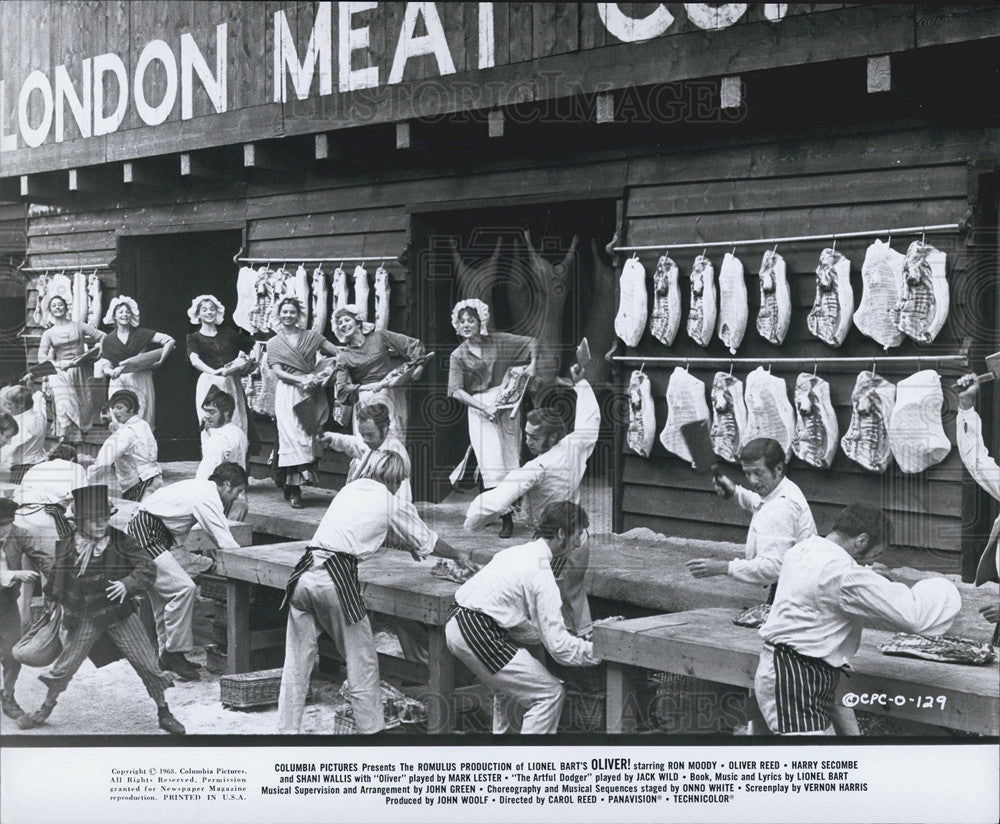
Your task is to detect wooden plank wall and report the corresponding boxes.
[618,144,975,551]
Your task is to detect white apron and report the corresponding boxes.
[467,385,522,489]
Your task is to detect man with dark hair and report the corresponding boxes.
[447,500,602,734]
[17,485,184,735]
[0,498,37,720]
[463,365,600,634]
[755,504,960,735]
[88,389,162,501]
[320,403,412,502]
[127,463,246,681]
[0,382,47,483]
[196,388,249,520]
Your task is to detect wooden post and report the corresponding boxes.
[606,662,639,733]
[720,75,742,109]
[487,109,505,138]
[426,626,455,733]
[867,55,891,93]
[396,122,411,150]
[315,134,330,160]
[226,580,252,674]
[596,92,615,124]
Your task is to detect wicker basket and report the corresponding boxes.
[649,671,740,733]
[559,685,606,732]
[331,703,402,735]
[220,668,292,709]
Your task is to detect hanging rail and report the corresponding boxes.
[234,253,388,265]
[611,223,962,254]
[611,354,969,366]
[17,262,114,273]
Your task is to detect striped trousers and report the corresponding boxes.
[39,611,173,701]
[754,644,839,735]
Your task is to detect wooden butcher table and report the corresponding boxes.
[593,607,1000,736]
[213,541,462,733]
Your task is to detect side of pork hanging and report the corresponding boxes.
[792,373,839,469]
[233,266,259,333]
[742,366,794,460]
[807,247,854,347]
[452,237,502,305]
[615,255,649,348]
[310,266,329,336]
[717,252,748,354]
[854,239,905,350]
[893,241,949,343]
[626,370,657,458]
[331,265,350,314]
[521,230,579,385]
[579,239,619,384]
[710,372,747,463]
[888,369,951,473]
[353,264,370,321]
[71,270,88,323]
[649,253,681,346]
[756,250,791,345]
[686,254,717,347]
[841,371,896,472]
[659,367,710,465]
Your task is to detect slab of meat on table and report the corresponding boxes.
[741,366,794,460]
[649,253,681,346]
[756,250,791,345]
[716,252,748,355]
[659,367,710,466]
[888,369,951,474]
[807,248,854,347]
[792,373,839,469]
[733,604,771,629]
[710,372,746,464]
[880,633,997,665]
[626,370,657,458]
[841,370,895,472]
[893,241,949,344]
[686,255,717,348]
[854,239,905,350]
[615,256,649,348]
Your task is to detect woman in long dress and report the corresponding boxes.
[185,294,256,451]
[266,297,340,509]
[36,292,104,444]
[447,298,537,538]
[331,305,425,441]
[94,296,175,431]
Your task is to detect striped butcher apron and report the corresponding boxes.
[16,503,75,540]
[449,604,519,675]
[281,547,367,625]
[768,642,846,734]
[122,476,159,502]
[126,511,176,560]
[9,464,35,485]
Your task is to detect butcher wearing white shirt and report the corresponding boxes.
[464,371,601,635]
[1,388,48,481]
[196,388,249,520]
[756,505,960,735]
[127,467,246,681]
[277,451,471,734]
[447,501,602,735]
[89,390,162,501]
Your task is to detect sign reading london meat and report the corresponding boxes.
[0,3,795,154]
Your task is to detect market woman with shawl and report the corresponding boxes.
[447,299,538,539]
[185,295,256,449]
[95,296,175,431]
[331,304,426,441]
[267,297,340,509]
[37,290,104,444]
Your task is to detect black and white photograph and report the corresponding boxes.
[0,3,998,823]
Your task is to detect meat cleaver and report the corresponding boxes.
[679,418,720,481]
[957,351,1000,387]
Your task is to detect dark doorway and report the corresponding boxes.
[410,199,618,505]
[116,230,243,461]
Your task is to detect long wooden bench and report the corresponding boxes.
[593,607,1000,735]
[213,541,462,733]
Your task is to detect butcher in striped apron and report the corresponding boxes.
[445,501,602,735]
[276,450,472,735]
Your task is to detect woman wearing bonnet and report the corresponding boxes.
[447,298,537,538]
[185,294,256,449]
[36,288,104,444]
[94,296,175,431]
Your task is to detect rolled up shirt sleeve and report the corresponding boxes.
[957,407,1000,502]
[837,569,961,636]
[527,570,601,667]
[388,499,439,559]
[727,504,798,585]
[733,485,763,512]
[323,433,367,460]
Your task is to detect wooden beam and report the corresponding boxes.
[243,141,298,174]
[19,174,65,202]
[314,133,329,160]
[596,92,615,124]
[68,166,119,194]
[179,152,223,179]
[487,109,505,138]
[396,122,411,150]
[720,75,743,109]
[867,54,892,93]
[122,159,175,187]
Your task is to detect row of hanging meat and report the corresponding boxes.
[31,270,102,328]
[232,263,391,335]
[627,365,952,475]
[614,240,949,353]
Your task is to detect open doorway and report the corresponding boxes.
[409,198,618,526]
[116,229,243,462]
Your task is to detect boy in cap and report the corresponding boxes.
[1,497,39,719]
[18,485,184,734]
[196,387,249,520]
[88,389,162,501]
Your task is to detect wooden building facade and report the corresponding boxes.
[3,3,1000,577]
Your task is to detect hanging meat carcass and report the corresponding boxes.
[615,255,648,348]
[893,241,949,344]
[71,270,88,323]
[86,271,102,328]
[31,272,51,328]
[717,253,748,355]
[578,239,619,385]
[742,366,795,460]
[521,230,579,384]
[841,371,896,472]
[310,266,329,336]
[888,369,951,474]
[792,373,839,469]
[353,264,370,321]
[659,367,710,465]
[626,370,657,458]
[807,248,854,347]
[687,255,717,348]
[756,250,791,345]
[374,264,391,330]
[331,265,350,314]
[233,266,259,333]
[854,240,905,350]
[649,253,681,346]
[710,372,747,463]
[452,237,502,305]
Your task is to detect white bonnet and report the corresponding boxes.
[187,294,226,325]
[103,295,140,327]
[451,299,490,336]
